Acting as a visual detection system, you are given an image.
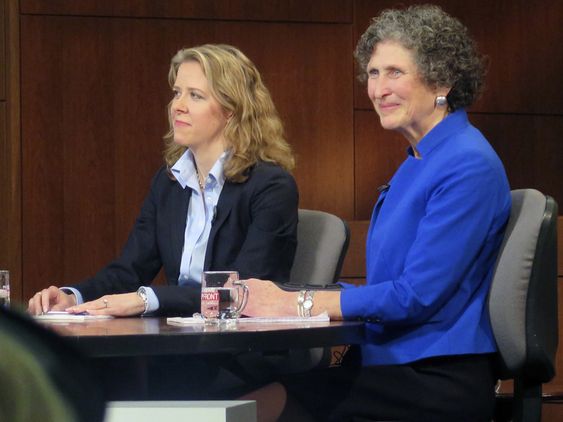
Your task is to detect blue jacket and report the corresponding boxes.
[341,110,511,365]
[73,162,299,316]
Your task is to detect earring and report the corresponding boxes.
[435,95,447,107]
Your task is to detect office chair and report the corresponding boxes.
[235,209,350,379]
[289,209,350,285]
[488,189,559,422]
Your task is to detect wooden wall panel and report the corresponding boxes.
[0,0,5,99]
[353,0,563,115]
[354,110,406,220]
[103,19,185,248]
[21,0,353,23]
[1,0,21,301]
[19,14,354,296]
[340,220,369,279]
[470,113,563,208]
[0,0,6,276]
[21,17,67,298]
[0,103,6,265]
[227,23,355,218]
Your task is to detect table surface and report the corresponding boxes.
[39,317,365,358]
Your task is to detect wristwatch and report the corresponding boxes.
[297,290,315,318]
[137,286,149,314]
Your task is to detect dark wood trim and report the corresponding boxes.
[20,0,353,23]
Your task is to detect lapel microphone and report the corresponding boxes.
[377,184,390,193]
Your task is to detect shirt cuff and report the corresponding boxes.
[143,287,160,314]
[60,287,83,305]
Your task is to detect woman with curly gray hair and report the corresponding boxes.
[239,5,511,421]
[355,3,486,119]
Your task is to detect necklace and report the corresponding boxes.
[195,166,205,191]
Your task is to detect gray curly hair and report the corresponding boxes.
[354,4,486,111]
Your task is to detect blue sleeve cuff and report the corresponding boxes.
[61,287,84,305]
[143,287,160,314]
[340,285,383,322]
[340,287,358,318]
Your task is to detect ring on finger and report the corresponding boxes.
[103,298,109,308]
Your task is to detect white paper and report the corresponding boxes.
[167,311,330,326]
[33,311,114,322]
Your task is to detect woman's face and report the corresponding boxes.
[366,40,448,144]
[170,61,230,150]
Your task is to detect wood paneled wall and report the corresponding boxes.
[0,0,21,299]
[2,0,562,306]
[0,0,6,278]
[0,0,4,99]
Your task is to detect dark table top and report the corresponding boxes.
[40,317,365,358]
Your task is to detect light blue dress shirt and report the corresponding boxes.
[64,149,226,314]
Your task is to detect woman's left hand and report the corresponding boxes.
[66,292,145,317]
[242,278,298,317]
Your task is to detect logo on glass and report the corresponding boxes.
[201,271,248,323]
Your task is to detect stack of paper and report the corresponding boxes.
[34,311,114,322]
[167,312,330,326]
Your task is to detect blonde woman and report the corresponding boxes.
[29,44,298,317]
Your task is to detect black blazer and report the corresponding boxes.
[73,162,299,315]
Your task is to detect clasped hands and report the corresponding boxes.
[27,285,145,317]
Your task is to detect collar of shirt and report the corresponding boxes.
[408,109,469,158]
[171,149,228,192]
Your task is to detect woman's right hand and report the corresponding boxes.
[27,286,77,315]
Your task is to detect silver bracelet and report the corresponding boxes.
[297,290,315,318]
[137,286,149,314]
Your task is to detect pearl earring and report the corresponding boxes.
[435,95,447,107]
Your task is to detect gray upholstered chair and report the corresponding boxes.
[289,209,350,286]
[234,209,350,379]
[488,189,559,422]
[280,209,350,370]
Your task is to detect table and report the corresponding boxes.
[38,317,365,403]
[42,317,366,358]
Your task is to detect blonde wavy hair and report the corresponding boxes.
[163,44,294,182]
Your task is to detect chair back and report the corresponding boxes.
[488,189,558,421]
[289,209,350,285]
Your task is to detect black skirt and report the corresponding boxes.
[280,347,497,422]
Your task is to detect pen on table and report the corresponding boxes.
[41,311,89,316]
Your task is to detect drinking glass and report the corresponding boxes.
[201,271,248,324]
[0,270,10,308]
